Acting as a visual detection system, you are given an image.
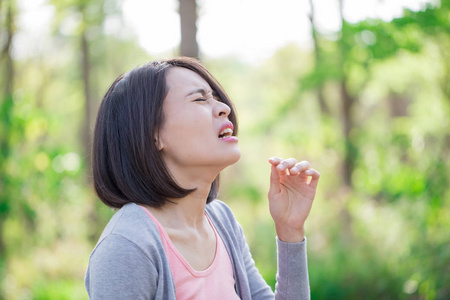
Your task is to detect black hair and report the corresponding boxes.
[92,57,238,209]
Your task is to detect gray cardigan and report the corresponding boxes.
[85,201,310,299]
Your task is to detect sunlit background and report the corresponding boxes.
[1,0,449,299]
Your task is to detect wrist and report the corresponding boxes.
[275,226,305,243]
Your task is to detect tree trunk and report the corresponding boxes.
[179,0,199,58]
[0,0,15,291]
[340,81,355,187]
[337,0,356,188]
[308,0,329,115]
[79,13,101,244]
[1,0,14,97]
[336,0,355,245]
[81,29,92,179]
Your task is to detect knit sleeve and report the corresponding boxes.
[85,234,158,300]
[274,237,310,300]
[240,231,310,300]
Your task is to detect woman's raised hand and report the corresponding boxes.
[268,157,320,243]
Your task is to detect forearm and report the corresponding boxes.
[274,237,310,300]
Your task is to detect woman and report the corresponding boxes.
[85,57,320,299]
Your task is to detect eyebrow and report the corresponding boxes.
[186,88,211,97]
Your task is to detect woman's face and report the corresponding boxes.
[157,67,241,174]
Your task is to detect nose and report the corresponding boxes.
[215,100,231,118]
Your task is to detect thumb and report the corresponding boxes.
[269,163,281,196]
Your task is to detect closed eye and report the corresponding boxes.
[194,98,207,102]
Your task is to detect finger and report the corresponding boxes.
[289,161,311,175]
[305,168,320,189]
[268,157,282,166]
[269,164,281,194]
[276,158,297,172]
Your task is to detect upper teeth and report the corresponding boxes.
[219,128,233,137]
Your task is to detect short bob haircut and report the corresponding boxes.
[92,57,238,209]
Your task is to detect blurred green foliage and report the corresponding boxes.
[1,0,449,299]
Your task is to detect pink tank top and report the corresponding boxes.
[140,206,240,300]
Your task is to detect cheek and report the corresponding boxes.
[161,113,212,148]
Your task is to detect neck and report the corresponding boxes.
[147,174,216,230]
[146,159,224,229]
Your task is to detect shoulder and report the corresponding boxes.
[86,203,176,298]
[86,204,165,298]
[206,199,243,237]
[206,200,236,223]
[206,199,234,216]
[91,203,164,262]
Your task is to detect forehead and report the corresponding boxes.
[165,67,211,93]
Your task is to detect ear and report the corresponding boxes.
[154,134,164,151]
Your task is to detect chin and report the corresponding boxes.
[225,149,241,166]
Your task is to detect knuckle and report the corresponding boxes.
[297,162,307,169]
[282,159,294,166]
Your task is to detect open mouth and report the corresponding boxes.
[218,128,233,139]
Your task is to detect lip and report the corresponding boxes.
[221,136,238,142]
[218,121,238,142]
[219,121,234,134]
